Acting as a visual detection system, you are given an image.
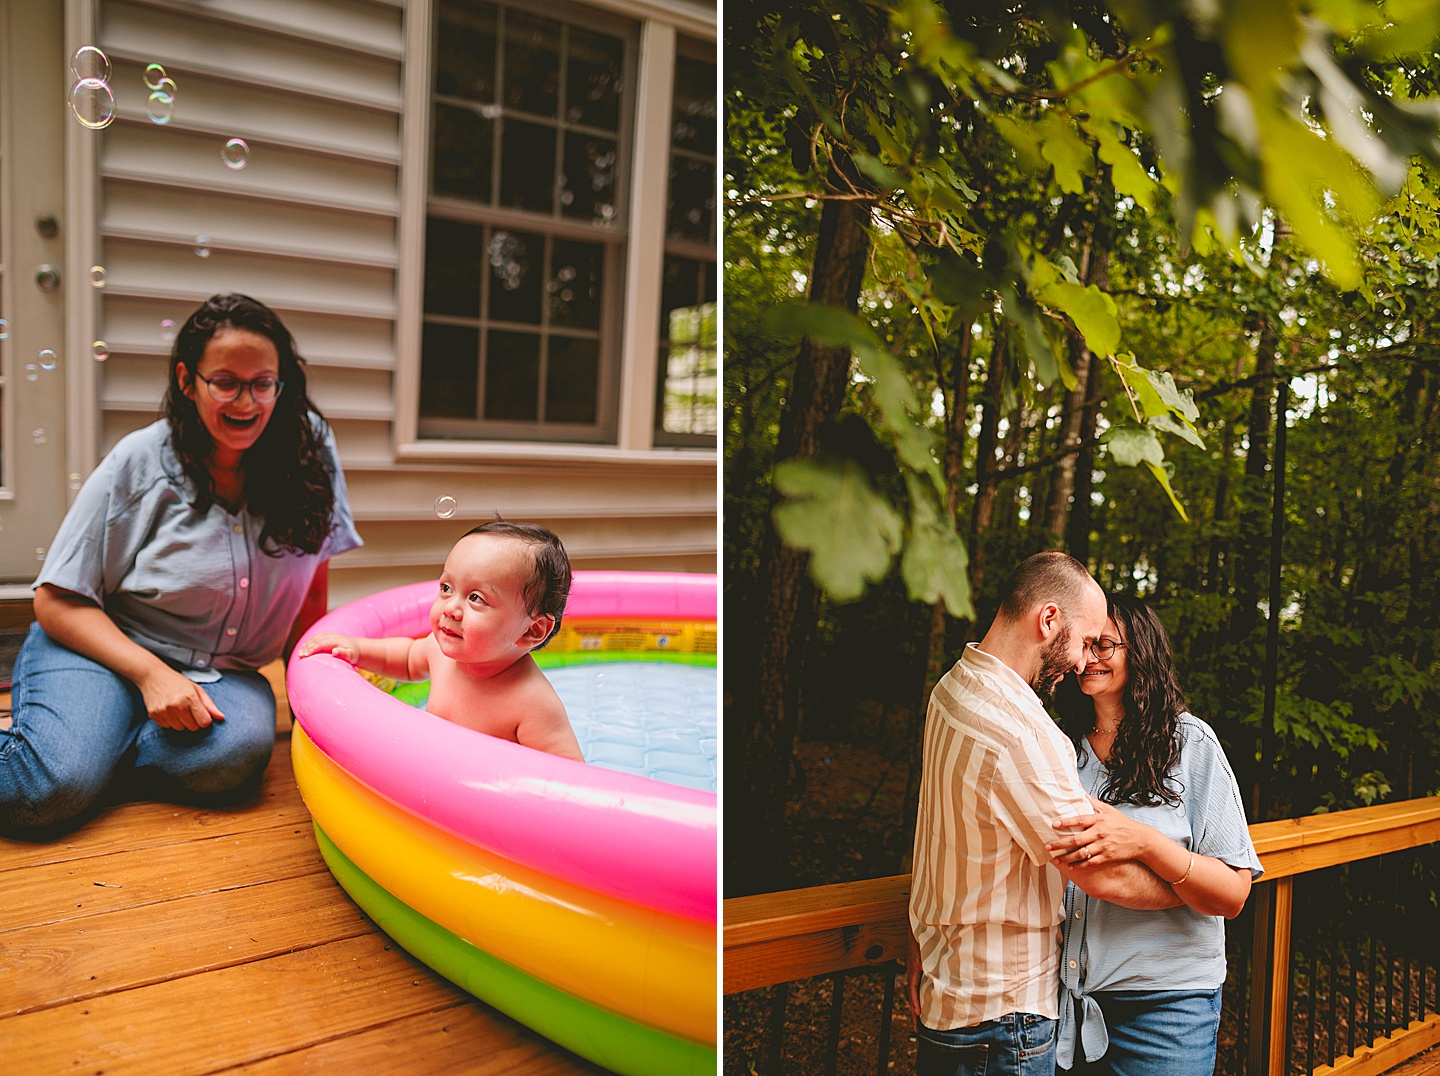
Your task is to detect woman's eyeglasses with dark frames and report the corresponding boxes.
[1087,639,1127,660]
[194,372,284,404]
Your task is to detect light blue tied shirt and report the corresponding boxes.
[34,417,363,677]
[1055,713,1264,1069]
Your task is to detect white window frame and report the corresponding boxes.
[393,0,715,464]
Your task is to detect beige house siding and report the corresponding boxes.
[74,0,715,607]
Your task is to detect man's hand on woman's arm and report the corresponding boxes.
[33,584,225,731]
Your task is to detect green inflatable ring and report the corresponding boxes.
[314,826,716,1076]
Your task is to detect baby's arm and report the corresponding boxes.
[516,697,585,763]
[300,632,432,681]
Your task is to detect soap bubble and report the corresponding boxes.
[69,78,116,130]
[144,63,167,90]
[68,472,82,491]
[222,138,250,170]
[161,318,177,342]
[32,428,46,445]
[71,46,110,82]
[0,318,8,340]
[89,265,107,288]
[38,349,57,371]
[146,89,175,125]
[92,340,110,362]
[24,364,38,381]
[195,235,211,258]
[434,495,458,519]
[35,547,46,562]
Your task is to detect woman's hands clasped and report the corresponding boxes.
[1047,796,1157,867]
[138,665,226,731]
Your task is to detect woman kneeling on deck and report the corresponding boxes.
[0,293,361,836]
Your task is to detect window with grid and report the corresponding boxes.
[421,0,635,442]
[653,41,717,446]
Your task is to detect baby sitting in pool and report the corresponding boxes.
[300,520,585,761]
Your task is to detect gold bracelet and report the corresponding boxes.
[1167,852,1195,886]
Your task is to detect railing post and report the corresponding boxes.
[1248,877,1295,1076]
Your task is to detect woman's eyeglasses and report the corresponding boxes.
[1087,639,1127,660]
[195,372,284,404]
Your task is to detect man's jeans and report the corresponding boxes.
[918,1013,1057,1076]
[0,623,275,834]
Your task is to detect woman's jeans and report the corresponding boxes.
[0,623,275,835]
[1061,988,1223,1076]
[917,1013,1057,1076]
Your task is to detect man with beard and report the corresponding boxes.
[907,552,1182,1075]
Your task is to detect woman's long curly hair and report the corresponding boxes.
[162,293,335,556]
[1054,593,1187,807]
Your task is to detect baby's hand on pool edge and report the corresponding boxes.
[299,633,360,664]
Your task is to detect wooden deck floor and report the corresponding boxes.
[0,666,605,1074]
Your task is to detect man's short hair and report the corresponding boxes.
[463,519,572,648]
[995,551,1094,623]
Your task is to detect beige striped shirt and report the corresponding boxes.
[909,643,1092,1028]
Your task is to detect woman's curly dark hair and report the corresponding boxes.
[1053,593,1187,807]
[162,293,335,556]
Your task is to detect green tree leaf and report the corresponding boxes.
[900,475,973,617]
[772,457,904,602]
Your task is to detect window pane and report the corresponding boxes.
[433,102,493,201]
[546,337,599,423]
[667,155,714,243]
[549,239,602,329]
[671,55,715,153]
[500,118,556,212]
[485,329,540,420]
[421,322,479,418]
[425,217,483,317]
[567,26,623,130]
[561,132,617,224]
[657,258,716,437]
[436,0,497,102]
[486,229,543,325]
[504,11,560,117]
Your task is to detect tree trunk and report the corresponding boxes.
[1064,347,1106,563]
[904,329,975,871]
[1044,240,1110,547]
[726,197,872,896]
[1229,319,1277,643]
[968,322,1009,606]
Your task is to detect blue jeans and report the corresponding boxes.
[1061,989,1222,1076]
[918,1013,1057,1076]
[0,623,275,835]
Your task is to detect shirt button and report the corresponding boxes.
[196,658,208,667]
[239,578,249,589]
[1069,960,1078,968]
[233,524,242,535]
[225,627,237,636]
[1074,910,1083,919]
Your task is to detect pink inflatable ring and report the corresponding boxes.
[286,571,717,925]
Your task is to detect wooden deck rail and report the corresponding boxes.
[724,795,1440,1076]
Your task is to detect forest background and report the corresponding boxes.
[724,0,1440,900]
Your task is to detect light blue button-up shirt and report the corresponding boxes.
[35,417,362,674]
[1055,713,1264,1068]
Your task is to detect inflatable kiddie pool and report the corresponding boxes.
[286,571,717,1076]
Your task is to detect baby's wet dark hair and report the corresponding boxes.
[463,520,571,648]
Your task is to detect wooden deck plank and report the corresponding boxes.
[2,818,324,929]
[0,933,594,1074]
[0,740,307,873]
[1,870,373,1016]
[228,1003,606,1074]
